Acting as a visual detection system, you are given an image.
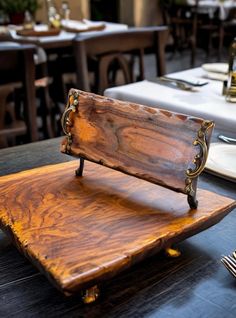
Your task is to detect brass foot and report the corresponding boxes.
[165,247,181,258]
[81,285,100,304]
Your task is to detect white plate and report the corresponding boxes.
[202,71,228,82]
[202,63,228,74]
[205,143,236,182]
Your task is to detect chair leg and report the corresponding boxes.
[38,85,54,139]
[218,24,224,61]
[0,136,8,148]
[190,36,196,68]
[0,86,13,148]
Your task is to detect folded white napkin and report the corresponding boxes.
[202,63,228,81]
[202,63,228,74]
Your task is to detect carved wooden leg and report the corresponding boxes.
[165,246,181,258]
[75,158,84,176]
[81,285,100,304]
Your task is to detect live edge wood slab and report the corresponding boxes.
[0,161,235,296]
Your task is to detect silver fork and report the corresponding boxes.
[158,77,194,90]
[221,252,236,278]
[161,76,209,87]
[218,135,236,144]
[148,77,193,91]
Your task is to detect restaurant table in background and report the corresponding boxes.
[0,131,235,317]
[7,21,128,104]
[188,0,236,20]
[6,21,128,51]
[105,67,236,133]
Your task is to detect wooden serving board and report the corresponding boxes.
[0,161,235,295]
[16,29,61,37]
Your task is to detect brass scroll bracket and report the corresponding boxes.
[61,89,80,154]
[185,120,214,209]
[61,89,85,176]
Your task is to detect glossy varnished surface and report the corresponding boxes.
[0,160,235,295]
[61,91,213,193]
[0,137,236,317]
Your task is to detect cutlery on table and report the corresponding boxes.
[233,250,236,259]
[221,253,236,278]
[218,135,236,144]
[160,76,209,87]
[148,77,194,91]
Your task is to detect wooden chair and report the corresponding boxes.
[0,44,38,147]
[73,27,168,94]
[161,0,198,66]
[161,0,222,66]
[218,7,236,57]
[0,43,54,147]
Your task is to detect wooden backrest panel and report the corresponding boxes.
[61,90,214,204]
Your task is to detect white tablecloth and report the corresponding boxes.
[187,0,236,20]
[104,68,236,132]
[8,21,128,44]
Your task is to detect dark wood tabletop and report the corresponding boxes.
[0,134,235,318]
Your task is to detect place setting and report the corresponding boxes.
[147,75,209,91]
[221,250,236,279]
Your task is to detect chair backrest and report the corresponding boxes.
[73,27,168,94]
[61,89,214,209]
[0,43,38,144]
[160,0,199,66]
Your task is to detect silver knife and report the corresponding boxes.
[147,77,194,91]
[161,76,209,87]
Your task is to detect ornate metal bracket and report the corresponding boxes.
[185,120,214,209]
[61,90,79,153]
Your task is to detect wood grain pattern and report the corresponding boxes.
[61,90,213,194]
[0,161,235,295]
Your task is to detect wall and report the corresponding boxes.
[36,0,163,26]
[120,0,163,26]
[36,0,90,23]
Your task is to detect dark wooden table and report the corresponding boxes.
[0,135,235,318]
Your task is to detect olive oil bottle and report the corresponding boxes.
[226,39,236,102]
[46,0,61,29]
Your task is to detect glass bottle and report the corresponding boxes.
[23,10,35,30]
[226,38,236,102]
[45,0,61,28]
[61,1,70,20]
